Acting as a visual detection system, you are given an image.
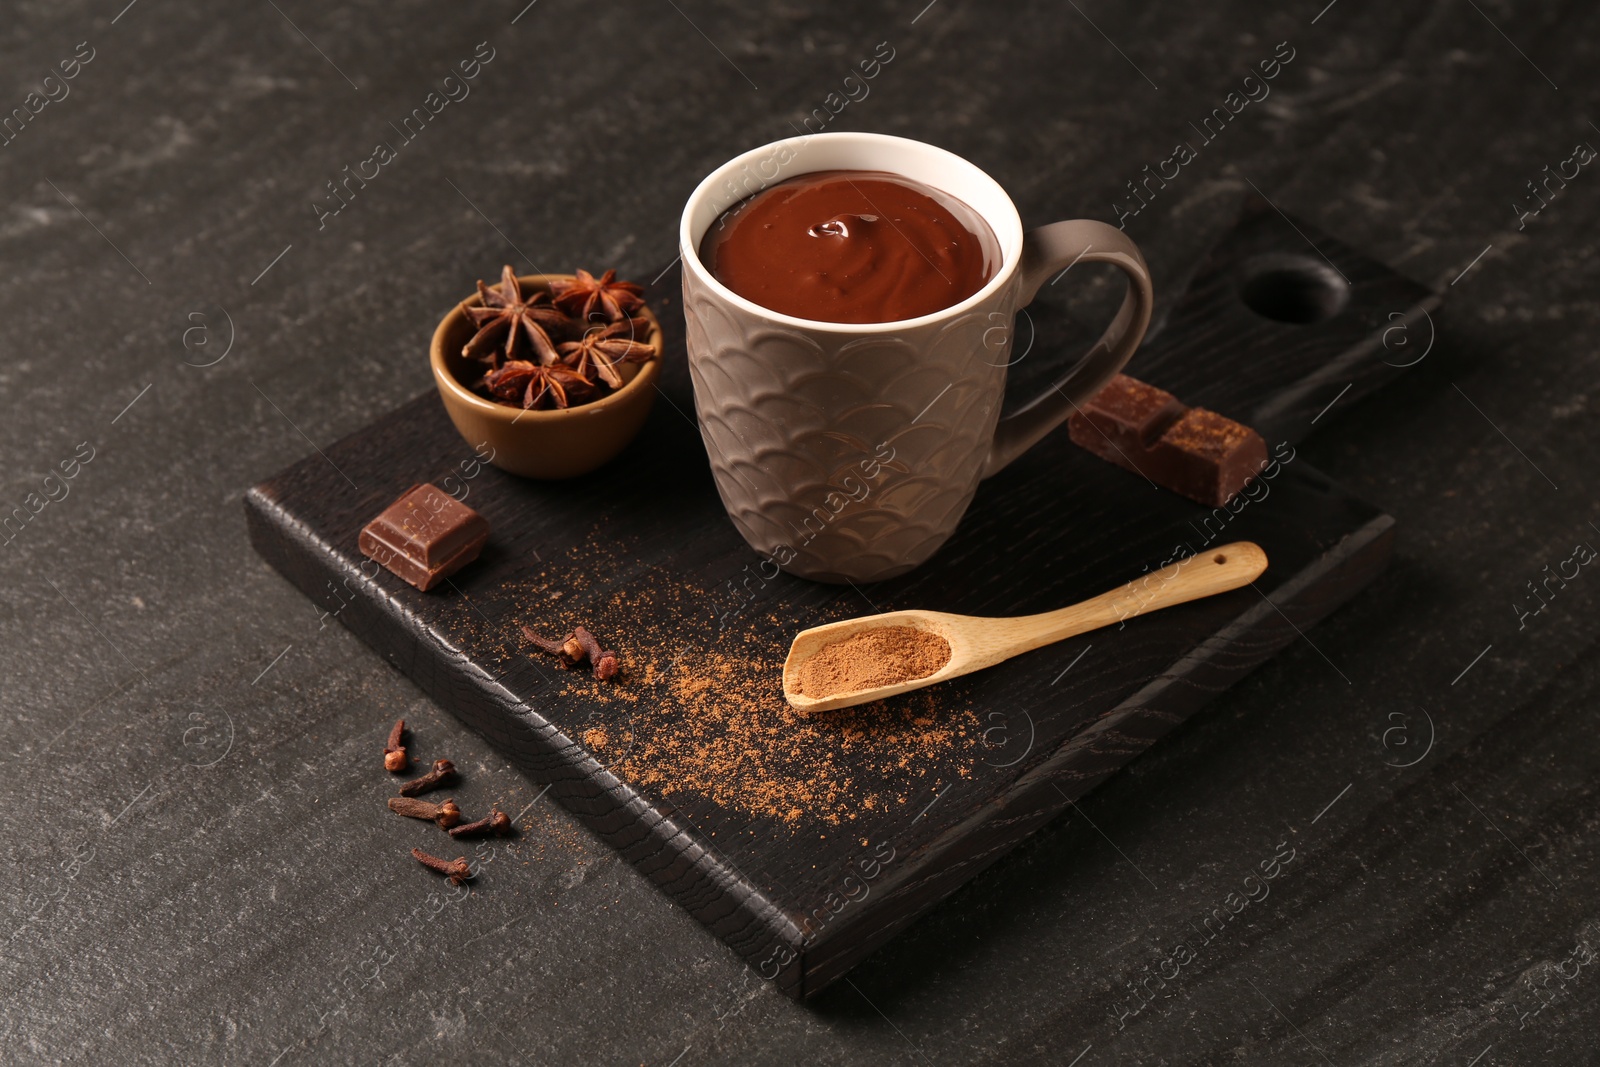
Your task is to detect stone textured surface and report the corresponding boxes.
[2,1,1598,1064]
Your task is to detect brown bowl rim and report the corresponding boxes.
[429,272,663,423]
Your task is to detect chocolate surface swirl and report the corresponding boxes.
[699,170,999,324]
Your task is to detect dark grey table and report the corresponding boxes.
[3,1,1596,1063]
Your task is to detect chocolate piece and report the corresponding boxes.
[1068,374,1187,454]
[1146,409,1269,507]
[1069,374,1267,507]
[359,484,488,591]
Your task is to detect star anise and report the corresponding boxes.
[483,359,595,410]
[557,318,656,389]
[462,265,570,369]
[550,268,646,323]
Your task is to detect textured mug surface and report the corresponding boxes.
[681,133,1152,583]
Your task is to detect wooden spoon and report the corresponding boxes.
[783,541,1268,712]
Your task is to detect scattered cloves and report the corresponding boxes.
[449,807,512,838]
[399,758,457,797]
[523,622,620,680]
[388,796,462,828]
[383,718,409,772]
[412,847,472,886]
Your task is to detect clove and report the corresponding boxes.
[398,758,457,797]
[523,622,620,680]
[522,625,583,668]
[383,718,409,773]
[411,848,472,886]
[388,796,462,829]
[449,807,512,839]
[572,626,620,681]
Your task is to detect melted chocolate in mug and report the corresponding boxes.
[699,169,1000,324]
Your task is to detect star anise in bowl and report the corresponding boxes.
[550,268,646,323]
[484,359,600,410]
[559,319,657,390]
[449,266,657,412]
[432,266,662,478]
[461,265,570,372]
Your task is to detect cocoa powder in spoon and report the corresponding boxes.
[795,626,952,699]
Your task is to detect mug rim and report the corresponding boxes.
[678,131,1025,334]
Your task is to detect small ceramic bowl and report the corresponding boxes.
[430,273,662,479]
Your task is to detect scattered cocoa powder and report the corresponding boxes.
[794,626,951,698]
[447,540,982,828]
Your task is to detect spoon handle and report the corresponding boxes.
[994,541,1268,658]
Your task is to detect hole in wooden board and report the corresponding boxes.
[1237,254,1349,324]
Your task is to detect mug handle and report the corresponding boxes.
[982,220,1154,478]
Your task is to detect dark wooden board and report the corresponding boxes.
[244,200,1435,1000]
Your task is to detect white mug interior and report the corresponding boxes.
[679,132,1026,332]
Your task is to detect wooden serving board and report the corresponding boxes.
[245,198,1438,999]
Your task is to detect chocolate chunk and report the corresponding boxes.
[1067,374,1187,455]
[1145,409,1269,507]
[359,484,488,591]
[1069,374,1267,507]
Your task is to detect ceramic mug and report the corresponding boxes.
[680,132,1154,583]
